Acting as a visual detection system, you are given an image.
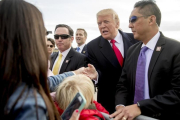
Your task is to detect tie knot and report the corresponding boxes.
[141,46,148,53]
[110,39,116,44]
[76,47,80,52]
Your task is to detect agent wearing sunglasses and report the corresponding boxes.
[86,8,138,114]
[47,38,55,56]
[111,1,180,120]
[50,24,88,75]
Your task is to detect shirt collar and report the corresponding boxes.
[141,31,160,50]
[78,43,85,50]
[58,47,71,57]
[108,31,122,43]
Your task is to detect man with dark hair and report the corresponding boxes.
[75,28,87,55]
[110,1,180,120]
[50,24,87,75]
[86,8,137,113]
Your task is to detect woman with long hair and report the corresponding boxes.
[0,0,79,119]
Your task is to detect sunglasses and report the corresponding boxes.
[129,16,145,23]
[54,34,71,39]
[47,45,53,48]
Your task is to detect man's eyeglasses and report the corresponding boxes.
[129,16,146,23]
[54,34,71,39]
[47,45,53,48]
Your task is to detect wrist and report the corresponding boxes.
[137,102,140,108]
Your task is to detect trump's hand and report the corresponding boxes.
[84,64,98,80]
[73,67,85,75]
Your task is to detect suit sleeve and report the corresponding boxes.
[47,72,74,92]
[86,44,102,83]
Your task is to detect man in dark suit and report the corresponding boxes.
[75,28,87,55]
[86,9,137,113]
[111,1,180,120]
[50,24,87,75]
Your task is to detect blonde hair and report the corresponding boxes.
[97,8,120,24]
[56,75,94,110]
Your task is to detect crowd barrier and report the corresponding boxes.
[101,112,159,120]
[134,115,158,120]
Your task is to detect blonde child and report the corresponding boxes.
[55,75,109,120]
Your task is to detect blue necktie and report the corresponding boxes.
[76,47,80,52]
[134,46,148,103]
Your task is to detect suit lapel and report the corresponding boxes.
[50,52,58,70]
[120,30,135,59]
[99,37,120,68]
[132,43,142,87]
[81,44,87,54]
[148,33,165,80]
[59,48,73,73]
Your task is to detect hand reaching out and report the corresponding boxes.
[73,67,85,75]
[73,64,98,80]
[83,64,98,80]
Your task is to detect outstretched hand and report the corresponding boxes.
[73,67,85,75]
[83,64,98,80]
[73,64,98,80]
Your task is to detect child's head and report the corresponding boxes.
[56,74,94,110]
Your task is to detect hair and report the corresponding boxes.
[54,24,74,36]
[0,0,59,119]
[134,0,161,26]
[97,8,120,25]
[47,38,55,47]
[76,28,87,38]
[56,75,94,110]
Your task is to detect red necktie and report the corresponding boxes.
[111,40,123,66]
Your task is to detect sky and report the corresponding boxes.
[26,0,180,47]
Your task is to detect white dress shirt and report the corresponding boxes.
[52,47,71,74]
[141,31,160,99]
[108,31,124,57]
[77,43,86,53]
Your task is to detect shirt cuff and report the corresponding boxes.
[92,73,99,84]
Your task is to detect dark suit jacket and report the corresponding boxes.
[50,47,88,74]
[115,32,180,119]
[74,44,87,55]
[86,30,138,113]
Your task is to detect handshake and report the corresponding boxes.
[73,64,98,80]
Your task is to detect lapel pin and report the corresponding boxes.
[65,60,69,63]
[156,46,161,51]
[83,51,86,53]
